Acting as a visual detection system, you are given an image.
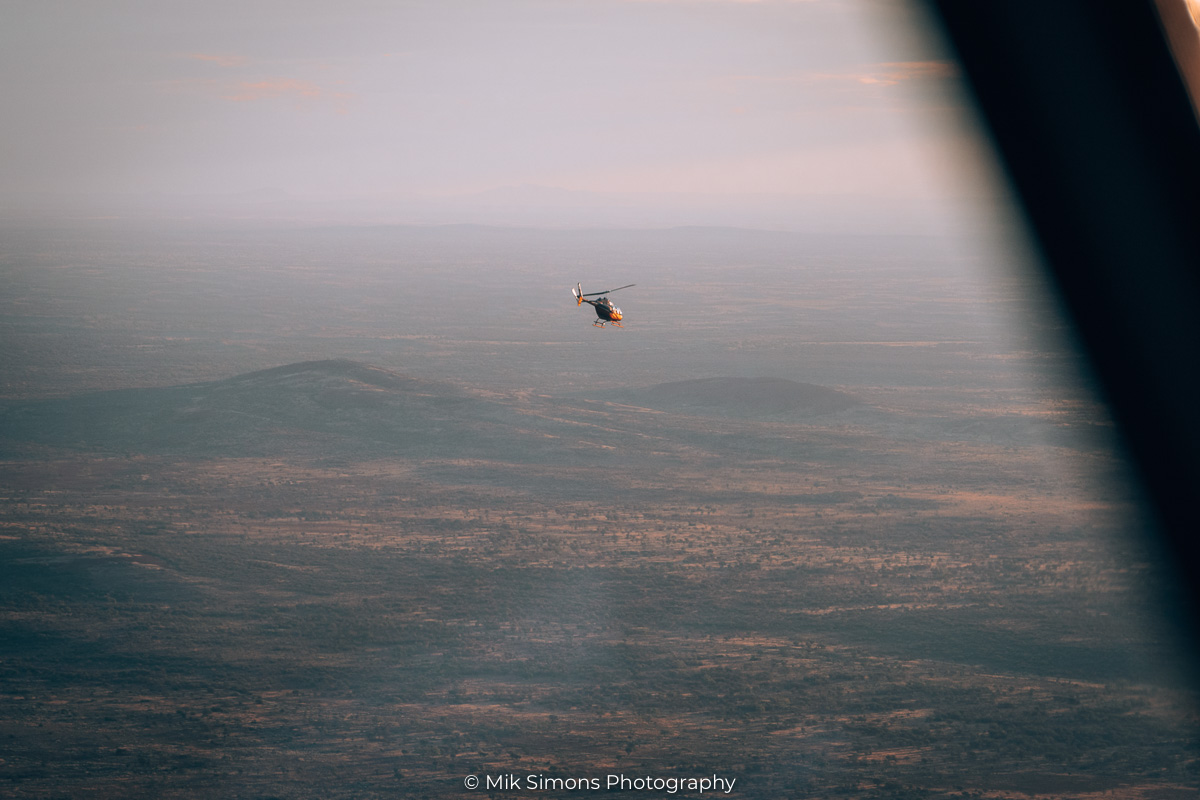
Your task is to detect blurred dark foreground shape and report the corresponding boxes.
[924,0,1200,658]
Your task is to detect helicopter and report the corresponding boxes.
[573,283,636,328]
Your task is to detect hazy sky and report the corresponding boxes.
[1,0,997,229]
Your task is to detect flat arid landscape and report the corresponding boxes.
[0,224,1196,799]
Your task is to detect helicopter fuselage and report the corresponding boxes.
[573,282,633,327]
[588,297,622,323]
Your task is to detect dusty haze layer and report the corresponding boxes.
[2,222,1195,800]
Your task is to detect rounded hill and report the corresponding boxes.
[619,377,856,417]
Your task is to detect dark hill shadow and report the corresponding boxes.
[612,376,858,419]
[0,360,516,459]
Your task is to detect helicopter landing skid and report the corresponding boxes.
[593,320,622,328]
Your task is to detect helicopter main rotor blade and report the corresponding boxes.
[580,283,636,297]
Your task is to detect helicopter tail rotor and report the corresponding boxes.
[574,283,584,305]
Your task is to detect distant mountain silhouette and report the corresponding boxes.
[617,377,856,417]
[0,362,861,462]
[0,360,504,457]
[224,359,434,392]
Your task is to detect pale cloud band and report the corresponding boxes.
[184,53,249,68]
[0,0,989,233]
[727,60,956,88]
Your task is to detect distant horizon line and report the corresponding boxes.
[0,214,994,240]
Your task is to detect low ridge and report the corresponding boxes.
[0,360,482,457]
[225,359,433,392]
[620,376,856,417]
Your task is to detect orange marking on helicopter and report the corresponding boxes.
[574,282,635,327]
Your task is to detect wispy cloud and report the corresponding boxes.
[184,53,249,68]
[730,61,956,89]
[224,78,329,102]
[834,61,956,87]
[159,77,355,113]
[624,0,818,4]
